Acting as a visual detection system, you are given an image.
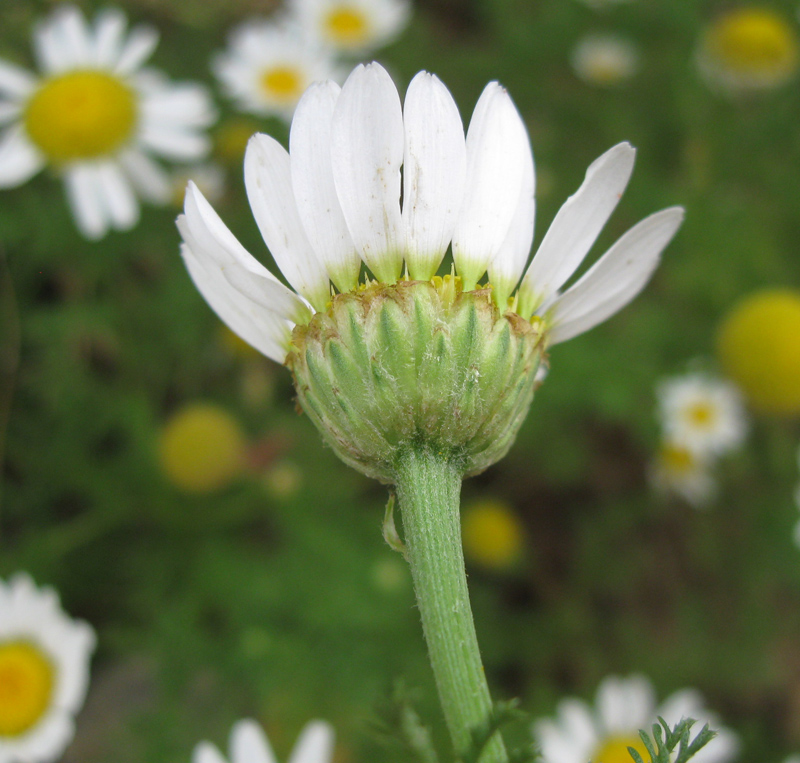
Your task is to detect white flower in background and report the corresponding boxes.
[697,7,799,93]
[0,5,216,239]
[170,163,225,207]
[178,62,683,365]
[533,674,739,763]
[193,718,334,763]
[657,373,748,458]
[213,20,343,122]
[571,34,639,86]
[650,441,717,508]
[287,0,411,55]
[0,573,96,763]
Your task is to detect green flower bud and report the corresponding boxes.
[287,277,546,483]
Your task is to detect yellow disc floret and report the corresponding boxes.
[462,498,524,571]
[0,641,54,737]
[716,289,800,414]
[159,403,247,493]
[593,736,650,763]
[704,8,798,83]
[325,6,369,46]
[24,70,137,163]
[260,66,305,103]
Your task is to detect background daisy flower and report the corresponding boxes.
[193,718,334,763]
[657,372,747,458]
[534,674,739,763]
[0,573,96,763]
[650,441,717,508]
[286,0,411,56]
[0,5,216,240]
[212,20,344,122]
[570,34,639,86]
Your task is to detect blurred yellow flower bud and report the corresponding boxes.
[461,498,524,571]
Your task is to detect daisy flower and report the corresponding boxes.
[697,8,799,93]
[650,441,716,508]
[656,373,747,458]
[533,674,739,763]
[193,718,334,763]
[177,61,683,366]
[571,34,639,86]
[286,0,411,56]
[0,573,96,763]
[212,20,343,122]
[0,5,215,240]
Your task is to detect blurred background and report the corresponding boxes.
[2,0,800,761]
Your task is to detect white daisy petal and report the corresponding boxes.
[331,62,404,283]
[0,101,22,126]
[451,82,530,290]
[290,80,360,294]
[401,71,467,281]
[193,742,229,763]
[0,125,45,188]
[113,26,159,75]
[488,130,535,308]
[63,164,109,240]
[547,207,684,344]
[95,160,139,231]
[288,721,335,763]
[0,60,36,98]
[33,16,71,74]
[519,142,636,315]
[52,6,93,68]
[92,8,127,67]
[231,719,279,763]
[138,125,211,162]
[245,134,331,310]
[182,183,309,323]
[118,148,171,204]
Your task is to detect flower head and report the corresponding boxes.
[212,20,343,122]
[657,372,747,457]
[698,7,799,93]
[193,718,334,763]
[571,34,639,86]
[716,289,800,414]
[533,674,739,763]
[0,5,216,239]
[650,441,717,508]
[0,573,96,763]
[178,62,682,480]
[287,0,411,55]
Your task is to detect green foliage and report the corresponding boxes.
[629,718,716,763]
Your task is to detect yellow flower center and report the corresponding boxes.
[24,70,137,163]
[660,444,695,475]
[686,401,716,428]
[260,66,305,103]
[0,641,55,737]
[462,499,524,571]
[593,735,649,763]
[706,8,798,76]
[324,6,369,46]
[716,289,800,414]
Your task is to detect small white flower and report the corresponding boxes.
[178,62,682,365]
[657,373,748,458]
[287,0,411,55]
[571,34,639,86]
[533,674,739,763]
[650,441,717,508]
[212,20,344,122]
[0,573,96,763]
[193,718,334,763]
[0,5,216,239]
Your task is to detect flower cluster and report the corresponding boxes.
[0,5,216,239]
[650,370,747,508]
[533,674,739,763]
[212,0,410,121]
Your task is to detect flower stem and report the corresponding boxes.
[394,446,508,763]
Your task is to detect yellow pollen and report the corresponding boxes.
[687,401,716,427]
[260,66,305,102]
[0,641,54,737]
[706,8,798,76]
[660,443,696,475]
[24,70,137,163]
[325,6,369,45]
[593,735,650,763]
